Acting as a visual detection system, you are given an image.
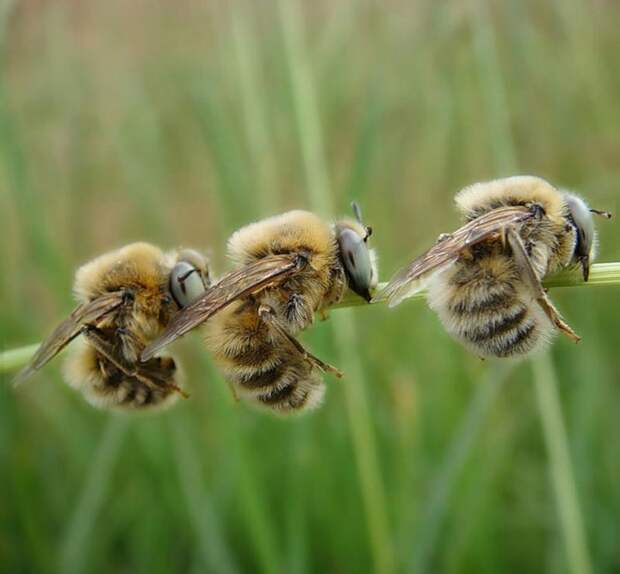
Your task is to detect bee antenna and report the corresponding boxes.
[590,208,613,219]
[351,201,363,224]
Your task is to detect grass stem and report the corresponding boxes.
[1,262,618,374]
[532,353,592,574]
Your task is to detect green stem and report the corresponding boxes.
[335,260,620,308]
[1,261,618,374]
[532,353,593,574]
[0,344,40,373]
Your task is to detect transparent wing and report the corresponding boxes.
[141,253,306,361]
[13,291,125,385]
[375,206,535,306]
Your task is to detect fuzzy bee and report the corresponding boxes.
[376,176,611,358]
[142,204,377,413]
[14,243,212,410]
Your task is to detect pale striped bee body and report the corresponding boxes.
[378,176,610,359]
[205,298,326,412]
[16,242,210,411]
[427,239,552,357]
[204,207,377,413]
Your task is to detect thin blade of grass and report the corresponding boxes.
[200,20,283,565]
[279,2,394,572]
[231,4,279,216]
[278,0,331,217]
[472,4,592,572]
[59,416,129,574]
[172,419,240,574]
[532,353,592,574]
[409,362,513,573]
[471,0,517,174]
[231,6,314,571]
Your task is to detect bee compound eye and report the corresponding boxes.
[170,261,207,308]
[337,228,373,301]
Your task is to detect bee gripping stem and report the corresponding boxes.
[2,262,619,374]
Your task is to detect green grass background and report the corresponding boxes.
[1,0,619,572]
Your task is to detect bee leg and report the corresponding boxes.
[319,309,329,321]
[82,325,136,373]
[226,381,240,403]
[258,305,344,379]
[285,293,314,329]
[115,326,148,365]
[139,358,190,399]
[82,326,189,398]
[505,225,581,343]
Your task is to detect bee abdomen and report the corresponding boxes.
[449,289,514,315]
[254,370,325,413]
[446,292,544,357]
[108,376,175,409]
[63,342,179,410]
[207,303,325,413]
[234,363,286,392]
[230,359,325,413]
[433,270,547,358]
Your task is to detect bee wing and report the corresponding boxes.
[141,253,305,361]
[13,291,125,385]
[376,206,535,307]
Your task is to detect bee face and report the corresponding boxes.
[563,192,596,281]
[336,223,374,302]
[169,250,210,309]
[335,202,377,302]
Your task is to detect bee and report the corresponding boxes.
[14,242,211,410]
[141,204,377,413]
[376,176,611,358]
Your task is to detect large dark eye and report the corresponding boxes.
[170,262,207,308]
[338,228,373,301]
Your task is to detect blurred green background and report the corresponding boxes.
[1,0,619,572]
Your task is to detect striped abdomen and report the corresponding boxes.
[205,300,325,413]
[63,340,180,410]
[427,255,553,358]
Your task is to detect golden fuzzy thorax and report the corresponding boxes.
[227,210,347,328]
[456,176,577,275]
[74,242,175,342]
[456,175,567,222]
[228,210,335,267]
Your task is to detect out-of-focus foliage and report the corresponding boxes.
[0,1,618,572]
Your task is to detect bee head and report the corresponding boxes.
[170,250,211,308]
[335,202,377,302]
[563,192,612,281]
